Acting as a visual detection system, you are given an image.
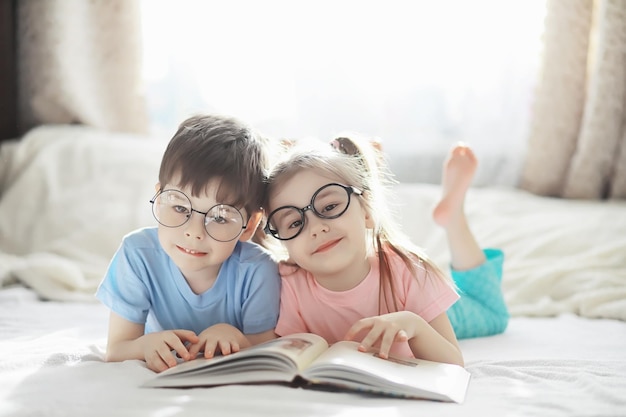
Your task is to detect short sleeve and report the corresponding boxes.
[240,252,281,334]
[274,274,309,337]
[95,239,151,324]
[402,261,459,323]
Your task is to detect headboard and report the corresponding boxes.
[0,0,18,143]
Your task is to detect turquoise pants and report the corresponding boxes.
[447,248,509,339]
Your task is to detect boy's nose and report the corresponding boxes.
[184,212,206,240]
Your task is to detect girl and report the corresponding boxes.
[264,137,508,366]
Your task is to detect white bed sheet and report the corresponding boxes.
[2,125,626,417]
[1,286,625,417]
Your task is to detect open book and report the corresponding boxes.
[143,333,470,403]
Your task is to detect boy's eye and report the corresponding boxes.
[173,205,190,214]
[210,215,228,225]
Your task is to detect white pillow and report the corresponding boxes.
[0,125,167,301]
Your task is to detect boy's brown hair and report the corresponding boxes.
[158,114,272,242]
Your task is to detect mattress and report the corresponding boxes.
[1,286,624,416]
[1,125,625,416]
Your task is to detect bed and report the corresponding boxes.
[1,125,625,416]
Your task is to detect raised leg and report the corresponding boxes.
[433,144,485,270]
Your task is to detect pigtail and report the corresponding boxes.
[330,135,452,315]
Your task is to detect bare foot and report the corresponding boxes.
[432,144,477,227]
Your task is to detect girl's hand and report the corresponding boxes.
[140,329,199,373]
[344,311,423,359]
[187,323,251,359]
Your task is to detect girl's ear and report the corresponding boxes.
[239,211,264,241]
[154,182,161,193]
[363,203,376,229]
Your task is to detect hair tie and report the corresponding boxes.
[330,137,360,156]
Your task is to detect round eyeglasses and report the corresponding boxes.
[264,183,362,241]
[150,189,246,242]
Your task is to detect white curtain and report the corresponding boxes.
[141,0,546,184]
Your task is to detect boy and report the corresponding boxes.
[96,114,280,372]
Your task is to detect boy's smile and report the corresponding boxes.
[156,179,247,285]
[176,245,207,257]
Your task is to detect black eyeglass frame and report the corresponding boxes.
[149,189,247,242]
[264,183,362,241]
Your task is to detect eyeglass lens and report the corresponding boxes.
[151,190,245,242]
[267,183,353,240]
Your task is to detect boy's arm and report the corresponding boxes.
[105,311,198,372]
[247,329,278,345]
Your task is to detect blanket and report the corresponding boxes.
[2,286,625,417]
[1,125,625,320]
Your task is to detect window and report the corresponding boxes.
[141,0,546,183]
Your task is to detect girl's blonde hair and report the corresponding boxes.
[265,135,452,313]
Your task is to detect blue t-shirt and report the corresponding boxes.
[96,227,280,335]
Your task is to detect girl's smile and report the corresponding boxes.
[313,238,342,254]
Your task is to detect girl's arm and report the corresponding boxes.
[105,311,199,372]
[407,312,464,366]
[345,311,464,367]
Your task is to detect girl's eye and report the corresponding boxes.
[288,220,303,230]
[322,203,339,214]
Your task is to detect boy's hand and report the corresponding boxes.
[187,323,251,359]
[344,311,423,359]
[141,329,199,373]
[278,259,300,276]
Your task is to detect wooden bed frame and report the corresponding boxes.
[0,0,18,143]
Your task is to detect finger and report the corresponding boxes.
[146,351,169,373]
[172,329,199,344]
[278,261,299,276]
[187,342,203,359]
[203,339,218,359]
[344,319,372,341]
[147,357,169,373]
[394,330,408,342]
[218,340,232,356]
[157,346,178,369]
[377,329,401,359]
[359,327,384,353]
[167,337,193,361]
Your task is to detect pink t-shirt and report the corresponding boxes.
[275,250,459,358]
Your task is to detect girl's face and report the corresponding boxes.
[268,169,373,290]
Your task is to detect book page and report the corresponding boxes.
[145,333,329,383]
[301,341,470,403]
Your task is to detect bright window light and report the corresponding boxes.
[141,0,547,180]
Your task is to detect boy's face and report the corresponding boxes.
[154,179,251,282]
[268,169,373,289]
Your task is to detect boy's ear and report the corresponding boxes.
[239,211,264,241]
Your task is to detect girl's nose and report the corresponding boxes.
[305,212,329,236]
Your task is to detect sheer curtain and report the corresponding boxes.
[141,0,546,184]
